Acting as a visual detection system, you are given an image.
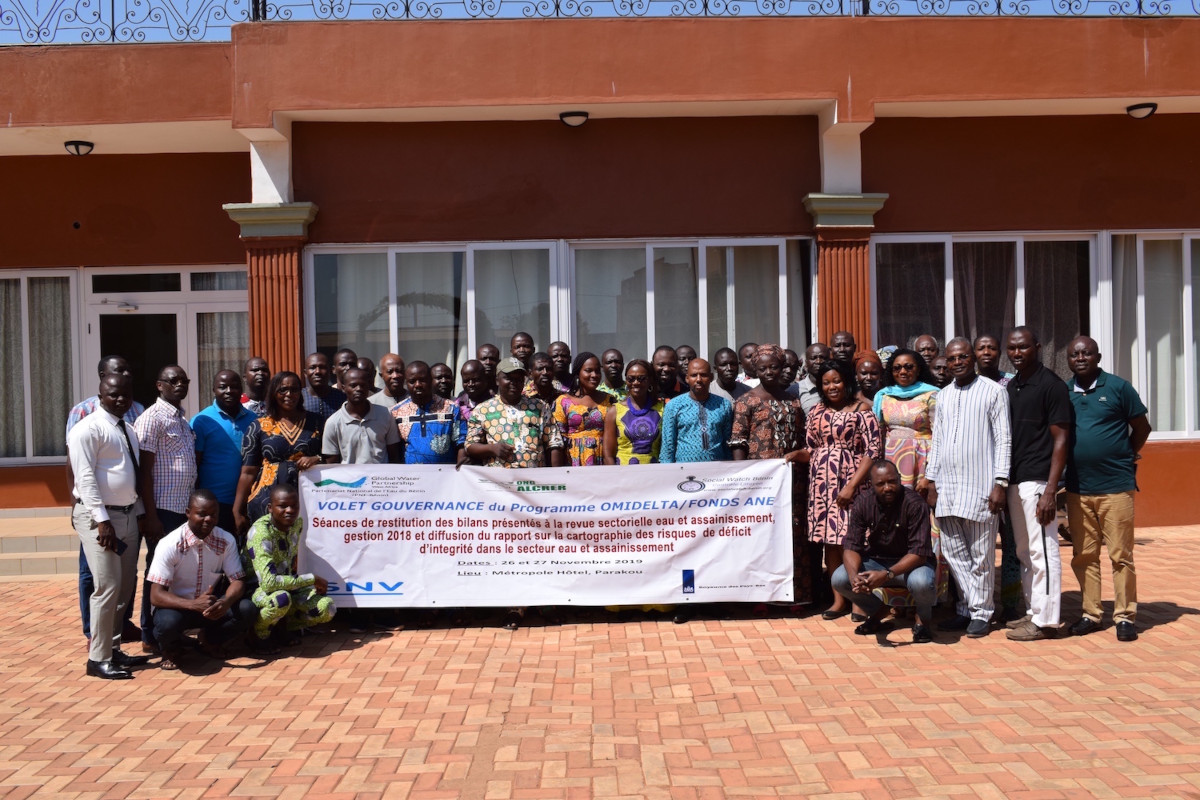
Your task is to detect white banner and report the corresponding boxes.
[298,460,794,607]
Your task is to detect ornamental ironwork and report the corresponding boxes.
[1,0,1197,44]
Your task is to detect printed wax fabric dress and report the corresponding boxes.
[729,391,811,602]
[612,398,664,465]
[241,412,324,521]
[806,404,883,546]
[877,391,936,489]
[552,394,613,467]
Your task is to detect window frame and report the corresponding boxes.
[307,237,811,367]
[1103,230,1200,441]
[869,231,1099,353]
[0,269,81,465]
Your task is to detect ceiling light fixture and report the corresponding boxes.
[1125,103,1158,120]
[558,111,590,128]
[64,140,95,156]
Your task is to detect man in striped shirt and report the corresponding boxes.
[926,338,1012,638]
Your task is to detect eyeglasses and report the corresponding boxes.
[276,386,301,395]
[891,363,917,372]
[163,377,191,385]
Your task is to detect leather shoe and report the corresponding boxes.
[911,624,933,644]
[112,649,151,668]
[1069,617,1101,637]
[1116,621,1138,642]
[966,619,990,638]
[86,660,132,680]
[938,614,970,631]
[672,611,690,625]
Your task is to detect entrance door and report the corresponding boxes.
[87,304,188,413]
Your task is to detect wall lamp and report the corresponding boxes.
[1125,103,1158,120]
[559,111,590,128]
[64,140,95,156]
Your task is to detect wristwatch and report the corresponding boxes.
[994,478,1010,488]
[885,568,895,580]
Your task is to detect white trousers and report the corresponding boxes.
[936,516,997,621]
[1008,481,1062,628]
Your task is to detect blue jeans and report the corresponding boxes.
[832,557,936,622]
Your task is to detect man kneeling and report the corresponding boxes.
[148,489,256,670]
[832,460,938,643]
[246,484,335,647]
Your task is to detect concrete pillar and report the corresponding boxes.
[222,202,318,374]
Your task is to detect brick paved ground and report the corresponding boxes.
[2,525,1198,800]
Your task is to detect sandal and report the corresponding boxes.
[160,656,180,671]
[854,618,887,636]
[821,607,850,620]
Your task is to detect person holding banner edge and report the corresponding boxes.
[730,344,812,609]
[464,357,565,629]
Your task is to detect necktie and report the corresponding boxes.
[116,419,142,488]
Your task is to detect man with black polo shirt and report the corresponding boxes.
[1005,327,1072,642]
[832,460,938,644]
[1063,336,1151,642]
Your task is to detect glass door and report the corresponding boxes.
[86,304,187,414]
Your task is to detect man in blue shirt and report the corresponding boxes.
[191,370,256,540]
[661,358,733,464]
[1063,336,1151,642]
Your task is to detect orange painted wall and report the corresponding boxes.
[0,43,231,126]
[293,118,820,243]
[0,467,72,508]
[0,153,249,268]
[230,19,1200,131]
[864,116,1200,233]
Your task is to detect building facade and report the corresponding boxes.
[1,16,1197,524]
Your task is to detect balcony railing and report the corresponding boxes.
[2,0,1196,45]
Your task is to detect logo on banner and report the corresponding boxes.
[314,476,367,488]
[682,570,695,593]
[326,579,405,596]
[515,479,567,493]
[677,476,706,493]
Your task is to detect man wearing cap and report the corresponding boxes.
[465,358,565,469]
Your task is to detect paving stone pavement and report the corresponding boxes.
[2,524,1198,800]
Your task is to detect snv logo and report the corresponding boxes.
[326,579,405,595]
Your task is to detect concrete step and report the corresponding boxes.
[0,550,78,577]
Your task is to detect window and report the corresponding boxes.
[0,272,77,462]
[873,235,1091,374]
[572,239,808,362]
[308,238,811,387]
[1111,234,1198,437]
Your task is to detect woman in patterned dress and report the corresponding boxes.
[873,348,939,494]
[730,344,811,605]
[552,352,613,467]
[233,371,325,538]
[602,359,663,465]
[807,360,883,618]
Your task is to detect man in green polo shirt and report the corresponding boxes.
[1064,336,1151,643]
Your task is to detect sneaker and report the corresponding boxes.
[912,624,933,644]
[966,619,990,638]
[1069,617,1101,637]
[937,614,970,632]
[1006,619,1048,641]
[1005,614,1033,630]
[1115,621,1138,642]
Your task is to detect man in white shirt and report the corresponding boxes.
[148,489,254,671]
[68,375,151,679]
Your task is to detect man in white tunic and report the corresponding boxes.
[925,338,1011,638]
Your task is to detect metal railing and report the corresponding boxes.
[2,0,1196,45]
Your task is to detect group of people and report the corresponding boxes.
[68,325,1149,679]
